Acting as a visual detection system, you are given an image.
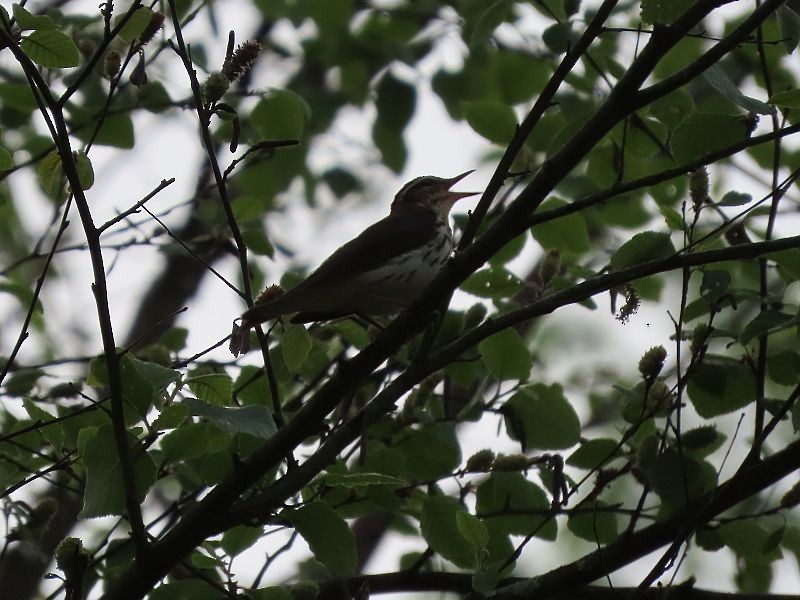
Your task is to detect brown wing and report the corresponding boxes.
[240,207,438,326]
[292,206,437,289]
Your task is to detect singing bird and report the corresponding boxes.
[230,170,477,355]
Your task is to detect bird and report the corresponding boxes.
[229,170,477,356]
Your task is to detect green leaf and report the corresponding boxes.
[138,81,173,113]
[740,310,796,345]
[395,423,461,480]
[769,248,800,283]
[115,7,155,43]
[542,22,575,54]
[189,551,218,569]
[221,525,263,557]
[650,88,694,128]
[461,267,523,299]
[462,0,512,48]
[234,365,274,406]
[720,520,784,564]
[681,426,726,457]
[182,397,277,439]
[686,356,756,418]
[13,4,56,30]
[717,191,752,207]
[149,581,223,600]
[23,398,63,450]
[660,205,684,231]
[0,282,41,316]
[252,90,309,139]
[160,422,229,461]
[37,150,64,199]
[462,100,517,145]
[646,450,717,515]
[372,74,416,172]
[479,328,531,381]
[0,82,38,113]
[241,225,275,257]
[671,113,750,165]
[503,384,581,450]
[610,231,675,270]
[322,168,360,198]
[373,122,407,172]
[702,64,774,116]
[3,368,44,396]
[121,356,180,417]
[233,195,268,223]
[769,88,800,109]
[72,151,94,190]
[252,588,292,600]
[768,350,800,385]
[489,234,526,266]
[567,503,619,544]
[566,438,621,470]
[778,4,800,54]
[79,425,157,518]
[281,324,312,373]
[74,113,135,148]
[700,270,731,301]
[421,496,477,567]
[284,501,356,575]
[640,0,693,25]
[21,29,80,68]
[531,197,591,255]
[152,404,188,431]
[491,50,549,105]
[476,472,556,539]
[456,511,490,550]
[186,373,232,405]
[420,495,515,573]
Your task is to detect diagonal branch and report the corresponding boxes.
[99,1,788,596]
[0,25,151,564]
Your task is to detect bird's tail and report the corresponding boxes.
[229,287,295,356]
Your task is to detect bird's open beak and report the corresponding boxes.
[442,169,479,202]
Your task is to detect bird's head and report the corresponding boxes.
[391,170,477,218]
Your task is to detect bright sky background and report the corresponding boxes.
[4,0,800,597]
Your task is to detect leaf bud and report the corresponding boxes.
[139,12,165,47]
[638,345,666,381]
[690,323,711,356]
[615,285,640,323]
[689,167,709,210]
[492,453,530,472]
[255,284,285,304]
[646,380,673,416]
[55,537,89,580]
[103,50,121,78]
[223,40,262,82]
[203,71,230,103]
[466,449,496,472]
